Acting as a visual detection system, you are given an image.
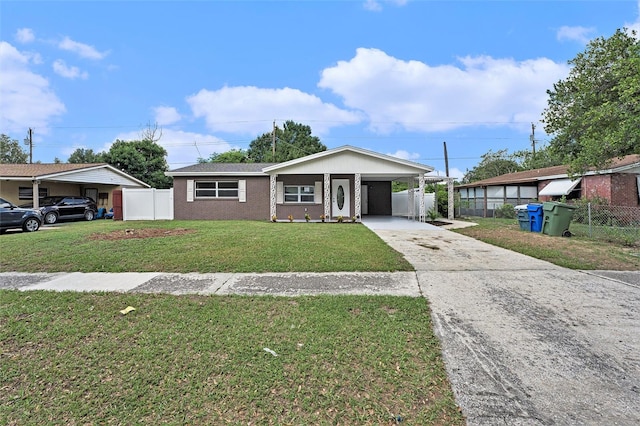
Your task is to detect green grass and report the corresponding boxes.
[455,217,640,270]
[0,220,413,273]
[1,291,464,425]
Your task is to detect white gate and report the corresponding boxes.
[122,188,174,221]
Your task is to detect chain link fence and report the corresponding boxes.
[571,203,640,246]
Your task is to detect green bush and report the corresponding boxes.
[495,203,516,219]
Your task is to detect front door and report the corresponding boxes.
[331,179,350,218]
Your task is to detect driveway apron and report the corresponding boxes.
[370,225,640,426]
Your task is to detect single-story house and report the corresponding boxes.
[456,154,640,217]
[0,163,150,210]
[166,145,451,221]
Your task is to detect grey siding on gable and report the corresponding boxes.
[173,176,270,220]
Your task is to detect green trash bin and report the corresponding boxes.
[542,202,577,237]
[516,206,529,231]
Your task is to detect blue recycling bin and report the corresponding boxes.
[527,204,543,232]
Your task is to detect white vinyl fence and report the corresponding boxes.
[391,190,436,218]
[122,188,174,221]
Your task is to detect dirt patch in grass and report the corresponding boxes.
[426,220,451,226]
[89,228,195,241]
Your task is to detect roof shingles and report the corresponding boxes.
[458,154,640,188]
[0,163,108,178]
[168,163,277,174]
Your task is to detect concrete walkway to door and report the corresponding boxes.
[368,218,640,425]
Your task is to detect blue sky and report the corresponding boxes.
[2,1,639,179]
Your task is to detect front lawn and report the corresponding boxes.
[1,291,464,425]
[0,220,413,273]
[455,218,640,270]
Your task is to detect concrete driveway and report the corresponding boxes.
[370,223,640,425]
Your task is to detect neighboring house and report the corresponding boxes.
[456,154,640,217]
[0,163,150,210]
[166,145,446,221]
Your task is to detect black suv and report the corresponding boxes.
[0,197,42,233]
[21,196,98,224]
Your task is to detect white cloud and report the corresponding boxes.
[388,149,420,160]
[363,0,407,11]
[30,52,43,65]
[318,48,569,134]
[52,59,88,79]
[0,42,66,135]
[363,0,383,12]
[15,28,35,44]
[556,26,596,43]
[624,1,640,36]
[114,128,235,168]
[187,86,363,136]
[58,36,108,60]
[153,106,182,126]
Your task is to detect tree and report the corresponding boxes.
[462,149,521,183]
[542,28,640,175]
[139,121,163,143]
[247,121,326,162]
[512,145,563,170]
[198,149,250,163]
[101,139,172,188]
[68,148,103,163]
[0,134,28,163]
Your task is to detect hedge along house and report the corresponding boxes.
[456,154,640,217]
[0,163,150,210]
[166,145,447,222]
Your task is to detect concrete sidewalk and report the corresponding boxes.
[0,271,422,297]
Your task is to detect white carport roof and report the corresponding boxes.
[262,145,434,180]
[538,178,582,196]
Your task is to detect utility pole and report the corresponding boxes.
[24,128,33,164]
[272,120,276,159]
[530,123,536,159]
[443,141,450,177]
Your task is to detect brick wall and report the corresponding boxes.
[173,173,400,220]
[582,175,612,201]
[173,176,270,220]
[610,173,639,207]
[276,174,325,220]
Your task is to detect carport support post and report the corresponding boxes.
[418,175,425,222]
[323,173,330,219]
[354,173,361,221]
[31,180,40,209]
[408,178,415,220]
[447,177,454,220]
[269,174,276,220]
